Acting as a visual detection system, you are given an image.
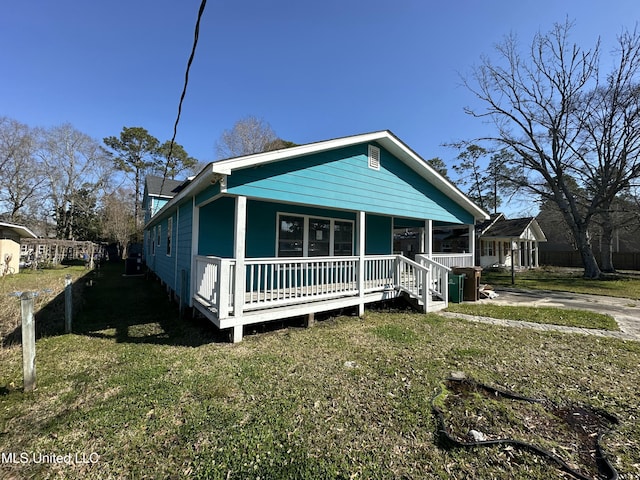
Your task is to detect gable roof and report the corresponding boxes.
[154,130,489,224]
[145,175,186,198]
[481,217,547,241]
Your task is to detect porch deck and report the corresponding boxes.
[192,254,452,338]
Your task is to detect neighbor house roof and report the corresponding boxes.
[150,130,489,225]
[145,175,186,198]
[480,216,547,241]
[0,221,37,239]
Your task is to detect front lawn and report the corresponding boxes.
[482,267,640,300]
[446,303,620,331]
[0,263,638,479]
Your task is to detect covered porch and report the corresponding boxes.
[190,195,476,342]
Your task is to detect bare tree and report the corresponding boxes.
[0,117,45,223]
[38,124,111,240]
[215,116,278,159]
[101,188,136,259]
[464,20,640,278]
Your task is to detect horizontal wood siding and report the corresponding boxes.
[153,214,177,290]
[366,214,392,254]
[176,201,193,300]
[226,144,474,224]
[198,196,235,257]
[195,183,221,206]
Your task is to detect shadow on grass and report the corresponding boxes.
[3,266,93,346]
[73,262,229,346]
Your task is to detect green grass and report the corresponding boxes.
[0,263,639,479]
[482,267,640,300]
[446,303,620,331]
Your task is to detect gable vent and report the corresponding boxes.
[368,145,380,170]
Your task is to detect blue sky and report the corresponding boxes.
[1,1,638,215]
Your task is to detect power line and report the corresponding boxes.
[162,0,207,185]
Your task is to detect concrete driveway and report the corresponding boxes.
[483,287,640,340]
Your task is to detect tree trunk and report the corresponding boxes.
[574,227,601,278]
[599,213,616,273]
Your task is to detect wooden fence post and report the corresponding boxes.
[65,274,72,333]
[21,292,36,392]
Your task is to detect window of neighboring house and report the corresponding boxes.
[157,225,161,250]
[482,240,495,256]
[151,227,156,255]
[166,217,173,256]
[277,213,354,257]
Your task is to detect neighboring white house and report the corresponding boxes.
[477,214,547,269]
[0,221,37,275]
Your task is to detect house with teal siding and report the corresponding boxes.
[143,131,488,342]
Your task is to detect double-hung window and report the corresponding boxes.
[277,213,354,257]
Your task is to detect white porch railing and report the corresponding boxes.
[194,254,452,319]
[430,253,474,268]
[243,257,360,311]
[415,254,452,305]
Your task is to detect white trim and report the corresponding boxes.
[368,145,381,170]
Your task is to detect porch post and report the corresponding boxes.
[468,224,475,266]
[424,220,433,257]
[357,211,366,316]
[534,240,539,267]
[232,196,247,343]
[189,198,200,308]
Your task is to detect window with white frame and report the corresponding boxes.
[277,213,354,257]
[482,240,495,256]
[166,217,173,256]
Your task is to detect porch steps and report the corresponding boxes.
[400,291,448,313]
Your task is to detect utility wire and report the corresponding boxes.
[161,0,207,190]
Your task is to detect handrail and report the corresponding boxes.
[193,254,451,318]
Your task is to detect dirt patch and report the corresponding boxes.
[433,377,619,480]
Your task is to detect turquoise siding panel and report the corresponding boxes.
[246,200,356,257]
[365,214,392,254]
[195,183,221,206]
[199,196,235,257]
[152,214,177,290]
[176,200,193,301]
[226,144,474,225]
[394,218,426,228]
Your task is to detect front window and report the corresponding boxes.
[277,213,354,257]
[308,218,330,256]
[278,215,304,257]
[334,221,353,256]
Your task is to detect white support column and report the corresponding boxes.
[468,224,476,265]
[189,198,200,308]
[232,196,247,342]
[357,211,366,317]
[424,220,433,257]
[534,241,539,267]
